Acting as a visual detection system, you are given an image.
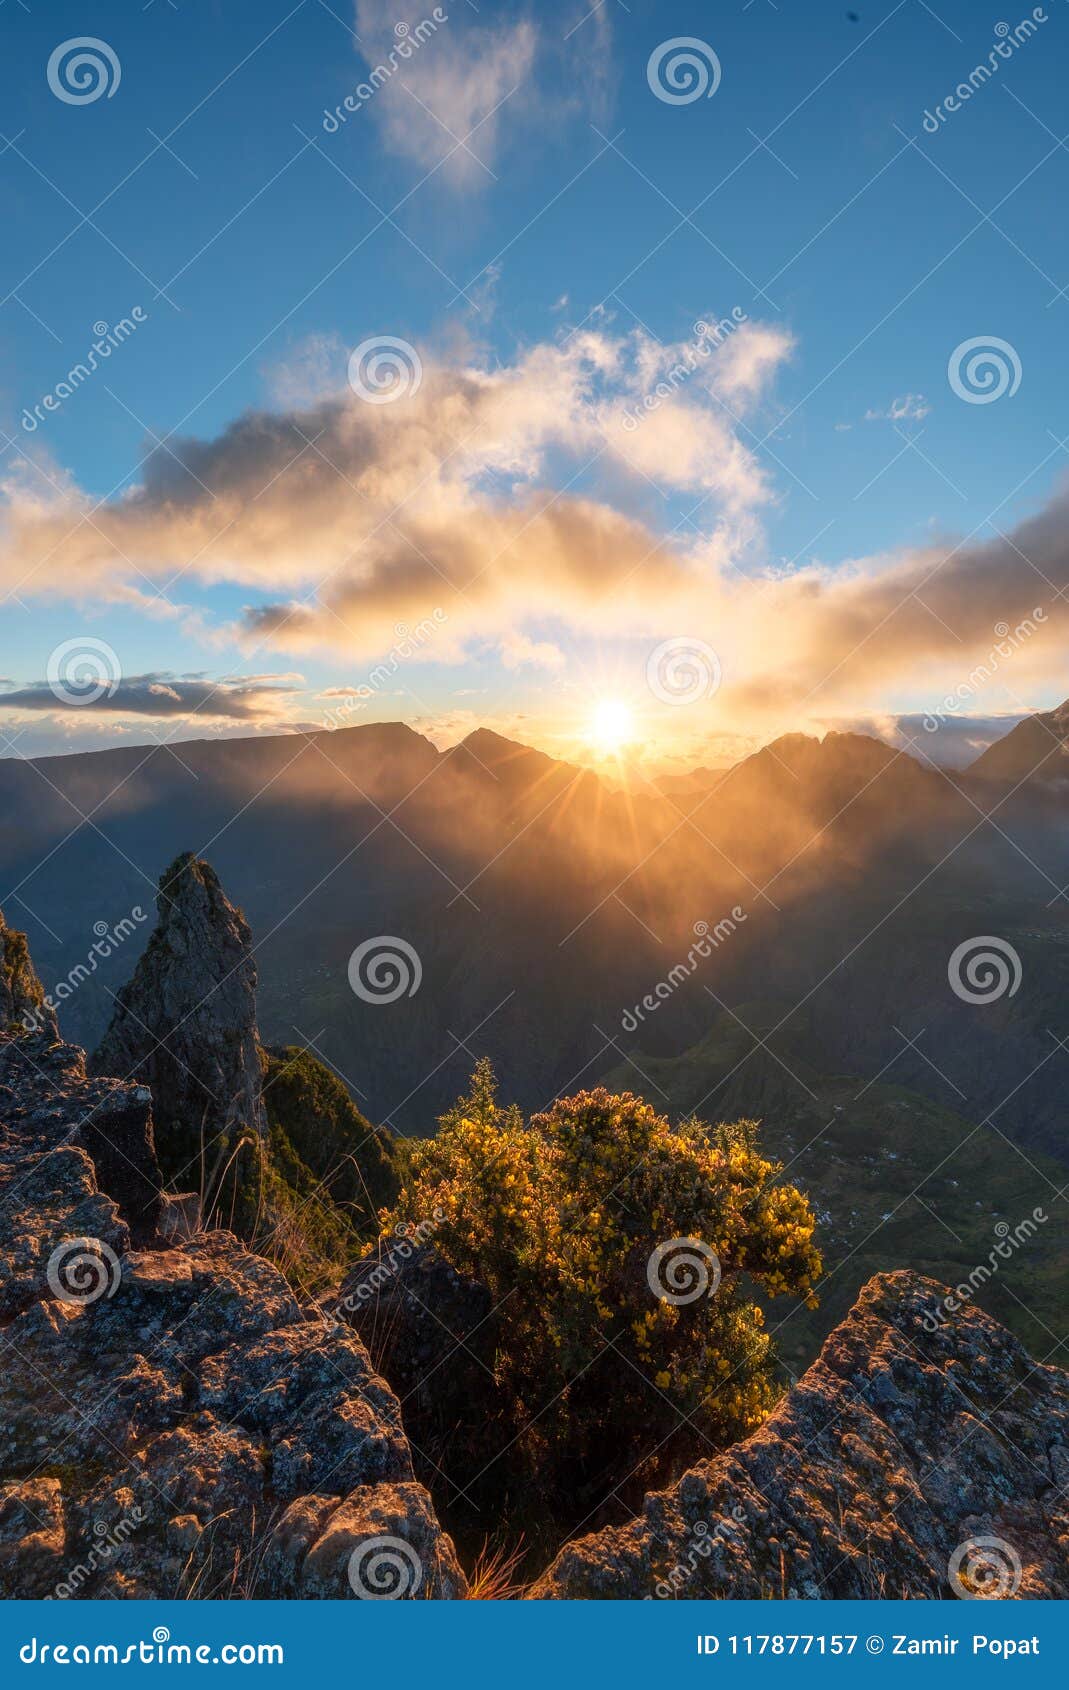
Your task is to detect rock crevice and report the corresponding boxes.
[533,1271,1069,1599]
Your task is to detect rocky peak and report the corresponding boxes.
[0,908,56,1040]
[533,1270,1069,1599]
[90,853,266,1187]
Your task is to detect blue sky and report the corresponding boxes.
[2,0,1069,771]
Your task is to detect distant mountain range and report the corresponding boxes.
[3,708,1069,1165]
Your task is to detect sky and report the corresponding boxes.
[2,0,1069,775]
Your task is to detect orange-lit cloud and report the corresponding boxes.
[3,315,1068,754]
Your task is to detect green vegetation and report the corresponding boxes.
[261,1044,397,1224]
[197,1045,398,1293]
[0,916,49,1034]
[389,1060,821,1471]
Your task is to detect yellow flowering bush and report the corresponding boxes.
[388,1063,821,1467]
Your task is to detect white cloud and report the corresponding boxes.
[864,393,931,423]
[353,2,537,186]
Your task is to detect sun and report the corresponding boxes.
[590,698,635,755]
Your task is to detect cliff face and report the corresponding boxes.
[0,909,56,1039]
[0,1022,465,1599]
[90,854,266,1184]
[533,1271,1069,1599]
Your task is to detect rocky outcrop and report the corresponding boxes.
[90,854,266,1185]
[0,909,55,1039]
[0,1017,465,1599]
[330,1241,502,1517]
[533,1271,1069,1599]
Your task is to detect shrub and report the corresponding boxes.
[388,1061,821,1465]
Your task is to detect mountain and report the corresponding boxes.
[534,1271,1069,1599]
[969,697,1069,785]
[3,713,1069,1159]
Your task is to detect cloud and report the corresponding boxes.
[0,673,302,720]
[884,711,1028,768]
[7,304,1068,741]
[352,2,537,186]
[731,509,1064,718]
[0,318,791,676]
[497,631,566,670]
[864,393,931,423]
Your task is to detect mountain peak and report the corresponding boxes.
[968,702,1069,784]
[91,853,265,1180]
